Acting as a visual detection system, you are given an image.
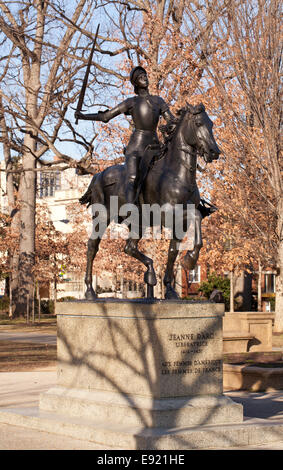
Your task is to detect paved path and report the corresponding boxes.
[0,331,57,345]
[228,390,283,420]
[0,368,282,450]
[0,369,107,450]
[0,422,107,450]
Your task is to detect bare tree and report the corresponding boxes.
[0,0,102,315]
[0,96,20,306]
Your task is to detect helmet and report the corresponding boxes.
[129,66,147,85]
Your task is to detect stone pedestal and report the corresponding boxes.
[40,300,243,429]
[1,299,283,449]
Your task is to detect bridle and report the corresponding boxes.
[177,106,209,168]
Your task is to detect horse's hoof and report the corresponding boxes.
[165,285,179,300]
[181,256,195,271]
[146,285,155,299]
[182,250,199,271]
[85,288,97,301]
[144,269,157,286]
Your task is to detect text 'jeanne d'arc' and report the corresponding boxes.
[168,332,214,341]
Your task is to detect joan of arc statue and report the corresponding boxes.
[75,66,176,206]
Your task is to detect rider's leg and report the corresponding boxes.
[124,152,141,248]
[124,153,157,297]
[125,153,139,205]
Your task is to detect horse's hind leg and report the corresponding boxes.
[182,208,203,270]
[124,238,157,298]
[85,237,102,300]
[163,238,180,299]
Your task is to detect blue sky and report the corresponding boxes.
[0,1,129,163]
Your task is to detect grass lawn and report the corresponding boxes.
[0,312,56,333]
[0,340,57,371]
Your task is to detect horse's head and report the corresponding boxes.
[183,103,221,163]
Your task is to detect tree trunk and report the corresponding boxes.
[274,196,283,331]
[0,97,21,316]
[10,249,20,316]
[257,261,262,312]
[9,275,12,318]
[14,147,36,316]
[230,271,234,312]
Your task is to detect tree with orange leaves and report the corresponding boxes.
[185,0,282,329]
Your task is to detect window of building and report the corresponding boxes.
[264,273,276,293]
[62,281,84,292]
[39,171,61,198]
[188,265,201,283]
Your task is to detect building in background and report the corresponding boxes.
[37,161,90,299]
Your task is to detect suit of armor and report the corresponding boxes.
[75,67,176,204]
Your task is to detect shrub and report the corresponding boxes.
[40,299,55,315]
[198,273,230,310]
[57,296,77,302]
[0,296,10,311]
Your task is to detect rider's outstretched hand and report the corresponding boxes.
[75,110,85,120]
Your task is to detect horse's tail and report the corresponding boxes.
[79,174,98,207]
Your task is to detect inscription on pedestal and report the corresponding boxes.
[160,330,222,387]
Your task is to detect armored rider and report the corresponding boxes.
[75,66,176,206]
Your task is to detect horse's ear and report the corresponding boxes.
[177,106,186,116]
[187,102,206,114]
[186,102,194,113]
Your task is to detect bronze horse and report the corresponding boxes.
[80,103,220,300]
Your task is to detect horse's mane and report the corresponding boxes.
[159,103,205,148]
[159,107,185,147]
[152,103,205,165]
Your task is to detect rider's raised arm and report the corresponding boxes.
[75,98,134,123]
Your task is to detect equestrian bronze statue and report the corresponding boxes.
[75,67,220,299]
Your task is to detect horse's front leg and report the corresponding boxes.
[124,238,157,298]
[85,237,102,300]
[163,238,180,299]
[182,208,203,271]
